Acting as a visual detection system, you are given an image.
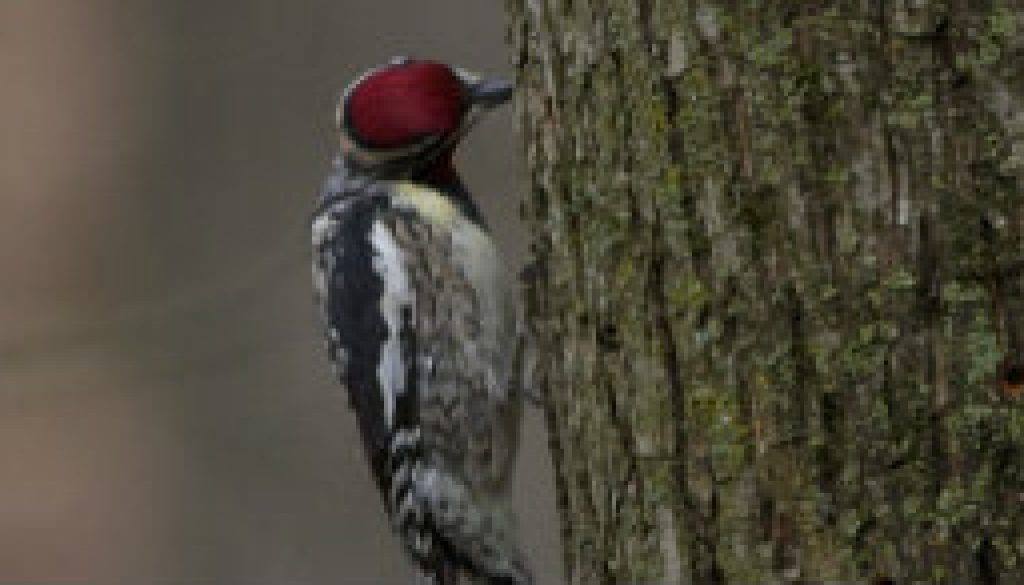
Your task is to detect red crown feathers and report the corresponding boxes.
[344,61,466,150]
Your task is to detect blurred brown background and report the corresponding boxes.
[0,1,560,582]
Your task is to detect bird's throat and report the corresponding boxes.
[421,153,458,186]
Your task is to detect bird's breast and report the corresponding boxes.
[392,182,508,342]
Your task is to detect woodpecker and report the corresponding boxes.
[310,58,532,585]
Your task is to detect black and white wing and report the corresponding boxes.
[312,167,530,585]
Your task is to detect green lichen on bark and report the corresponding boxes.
[510,0,1024,583]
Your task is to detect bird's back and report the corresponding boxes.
[312,159,529,584]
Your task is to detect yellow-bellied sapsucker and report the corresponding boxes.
[311,58,531,585]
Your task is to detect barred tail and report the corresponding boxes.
[388,430,532,585]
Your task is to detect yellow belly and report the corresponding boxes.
[394,181,461,227]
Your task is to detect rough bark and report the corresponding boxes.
[508,1,1024,583]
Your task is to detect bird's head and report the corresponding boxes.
[336,57,514,185]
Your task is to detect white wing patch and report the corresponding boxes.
[369,219,415,429]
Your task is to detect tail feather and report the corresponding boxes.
[415,558,458,585]
[389,438,531,584]
[412,464,532,585]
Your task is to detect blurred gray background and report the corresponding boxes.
[0,1,560,582]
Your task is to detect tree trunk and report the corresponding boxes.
[508,1,1024,583]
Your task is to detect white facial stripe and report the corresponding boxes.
[369,220,415,429]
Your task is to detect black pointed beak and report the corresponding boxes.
[468,78,515,108]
